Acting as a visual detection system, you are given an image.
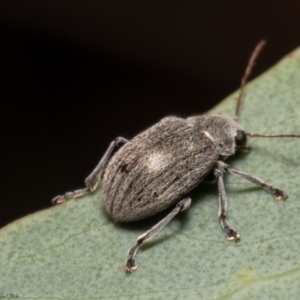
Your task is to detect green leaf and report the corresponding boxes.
[1,48,300,300]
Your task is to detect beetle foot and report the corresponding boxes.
[227,229,241,242]
[51,192,74,205]
[273,188,288,201]
[125,258,138,273]
[51,195,66,205]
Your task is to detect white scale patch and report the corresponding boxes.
[146,151,172,172]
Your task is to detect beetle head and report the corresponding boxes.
[188,114,247,157]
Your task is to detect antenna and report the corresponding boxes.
[235,41,300,139]
[234,40,267,121]
[247,133,300,138]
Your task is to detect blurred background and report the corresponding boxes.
[1,0,300,227]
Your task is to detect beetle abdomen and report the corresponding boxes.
[103,117,218,222]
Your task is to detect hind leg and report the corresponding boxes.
[51,137,128,204]
[125,197,191,273]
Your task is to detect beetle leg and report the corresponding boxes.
[51,136,128,205]
[214,168,241,242]
[85,137,128,191]
[216,161,288,201]
[125,197,191,273]
[51,188,90,205]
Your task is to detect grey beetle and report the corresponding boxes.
[52,40,300,273]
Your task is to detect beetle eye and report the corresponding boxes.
[235,130,247,147]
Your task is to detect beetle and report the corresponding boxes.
[52,40,300,273]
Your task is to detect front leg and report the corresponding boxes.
[51,137,128,205]
[213,168,241,242]
[216,161,288,201]
[214,159,288,241]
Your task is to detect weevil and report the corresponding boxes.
[52,40,300,273]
